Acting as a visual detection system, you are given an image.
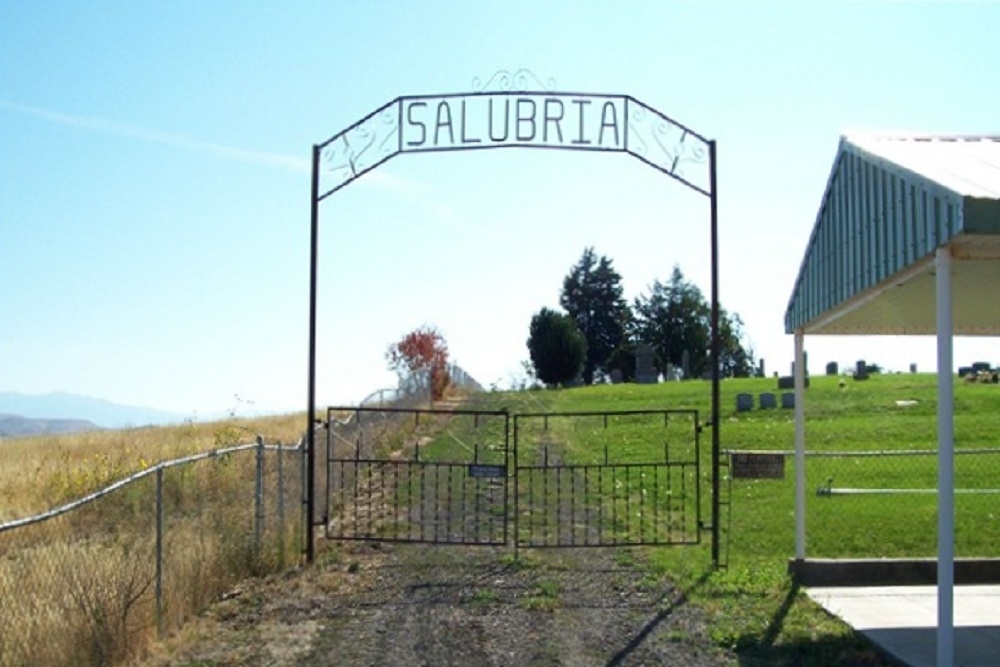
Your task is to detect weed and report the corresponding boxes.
[614,548,640,568]
[499,552,538,571]
[472,588,499,605]
[536,579,560,598]
[521,578,561,612]
[665,629,689,643]
[316,545,343,568]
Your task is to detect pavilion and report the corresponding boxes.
[783,134,1000,665]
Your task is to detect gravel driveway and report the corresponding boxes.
[140,542,736,666]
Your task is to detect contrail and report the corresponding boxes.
[0,100,310,173]
[1,99,504,239]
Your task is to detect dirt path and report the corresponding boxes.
[139,542,735,666]
[143,401,732,666]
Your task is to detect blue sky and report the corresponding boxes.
[2,1,999,418]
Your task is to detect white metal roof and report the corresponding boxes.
[784,134,1000,335]
[845,134,1000,198]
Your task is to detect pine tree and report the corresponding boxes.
[526,308,587,387]
[632,266,711,378]
[633,265,754,379]
[560,248,628,384]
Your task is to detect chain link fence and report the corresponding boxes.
[0,437,303,667]
[310,362,484,526]
[724,447,1000,561]
[808,447,1000,558]
[0,363,481,666]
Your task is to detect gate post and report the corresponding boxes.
[709,139,721,569]
[306,143,320,562]
[512,415,519,560]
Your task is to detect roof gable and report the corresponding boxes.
[784,134,1000,335]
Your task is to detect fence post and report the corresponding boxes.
[155,466,164,637]
[255,435,264,567]
[277,440,285,569]
[300,434,308,558]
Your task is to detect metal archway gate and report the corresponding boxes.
[306,70,721,564]
[320,405,703,552]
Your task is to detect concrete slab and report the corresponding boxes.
[807,585,1000,667]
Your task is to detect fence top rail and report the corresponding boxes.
[327,405,510,417]
[514,409,700,419]
[723,447,1000,458]
[516,459,699,469]
[0,438,301,534]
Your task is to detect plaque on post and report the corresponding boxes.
[730,452,785,479]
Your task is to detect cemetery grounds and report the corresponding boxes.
[8,372,998,665]
[140,372,994,666]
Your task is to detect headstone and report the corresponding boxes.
[972,361,992,374]
[910,363,918,373]
[792,352,810,377]
[855,360,869,381]
[826,361,839,376]
[778,375,809,390]
[681,350,691,379]
[634,344,658,384]
[781,392,795,409]
[759,392,777,409]
[610,369,623,384]
[736,393,753,412]
[958,366,973,378]
[758,358,766,378]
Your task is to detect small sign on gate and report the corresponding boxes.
[468,464,506,479]
[730,452,785,479]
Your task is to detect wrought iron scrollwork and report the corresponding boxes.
[472,68,555,93]
[319,103,399,195]
[627,101,708,192]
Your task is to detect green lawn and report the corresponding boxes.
[517,373,1000,561]
[458,373,1000,664]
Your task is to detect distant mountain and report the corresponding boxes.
[0,413,101,437]
[0,392,182,429]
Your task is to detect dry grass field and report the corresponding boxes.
[0,413,305,522]
[0,413,307,667]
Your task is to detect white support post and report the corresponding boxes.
[936,246,955,667]
[794,329,806,561]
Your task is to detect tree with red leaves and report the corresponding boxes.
[386,325,451,401]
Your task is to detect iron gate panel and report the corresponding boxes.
[514,410,701,548]
[325,406,510,545]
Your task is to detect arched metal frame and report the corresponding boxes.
[306,77,720,565]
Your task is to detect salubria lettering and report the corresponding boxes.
[402,94,625,151]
